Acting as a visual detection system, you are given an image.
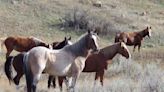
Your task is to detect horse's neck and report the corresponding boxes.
[138,29,147,38]
[31,37,44,45]
[54,42,65,49]
[101,44,118,61]
[65,39,88,57]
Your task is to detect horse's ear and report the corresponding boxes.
[94,27,100,35]
[94,30,99,35]
[64,37,67,40]
[149,26,152,29]
[88,29,91,34]
[146,26,151,29]
[68,36,71,40]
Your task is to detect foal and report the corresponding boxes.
[53,42,131,90]
[1,36,49,58]
[115,26,152,52]
[4,37,72,86]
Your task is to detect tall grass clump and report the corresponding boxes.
[60,7,119,35]
[138,62,164,92]
[107,56,142,80]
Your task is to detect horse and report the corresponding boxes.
[1,36,49,58]
[115,26,152,52]
[23,30,99,92]
[4,37,72,87]
[51,42,131,90]
[51,36,71,49]
[48,36,72,88]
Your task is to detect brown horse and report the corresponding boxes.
[115,26,152,52]
[4,37,72,87]
[1,36,49,58]
[51,42,131,90]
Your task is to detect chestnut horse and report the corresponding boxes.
[1,36,49,58]
[50,42,131,90]
[23,30,99,92]
[115,26,152,52]
[4,37,72,87]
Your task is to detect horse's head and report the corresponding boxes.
[47,44,53,49]
[118,42,131,59]
[145,26,152,38]
[39,42,50,48]
[86,30,99,53]
[64,36,72,45]
[52,37,72,49]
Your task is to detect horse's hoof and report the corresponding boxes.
[53,85,56,88]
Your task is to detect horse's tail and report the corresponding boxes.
[4,56,14,84]
[0,37,6,53]
[23,53,32,92]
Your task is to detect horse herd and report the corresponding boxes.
[0,26,151,92]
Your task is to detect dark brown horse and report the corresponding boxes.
[51,42,131,90]
[1,36,49,58]
[115,26,152,52]
[4,37,72,87]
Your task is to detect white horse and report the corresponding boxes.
[23,30,99,92]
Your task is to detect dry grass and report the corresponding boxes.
[0,0,164,92]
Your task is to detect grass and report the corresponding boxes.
[0,0,163,92]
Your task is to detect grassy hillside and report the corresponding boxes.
[0,0,164,92]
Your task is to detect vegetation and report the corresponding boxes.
[0,0,163,92]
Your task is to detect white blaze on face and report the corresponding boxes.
[91,34,99,49]
[121,42,131,58]
[148,27,152,37]
[68,41,73,45]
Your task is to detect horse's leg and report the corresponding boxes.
[31,62,45,92]
[65,76,72,92]
[52,76,56,88]
[64,77,69,90]
[70,73,79,92]
[133,45,137,52]
[32,73,42,92]
[58,76,65,91]
[47,75,53,88]
[138,43,141,52]
[94,72,99,85]
[6,49,13,58]
[100,70,105,86]
[13,72,24,90]
[13,72,24,85]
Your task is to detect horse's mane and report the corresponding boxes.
[64,33,89,57]
[138,28,149,38]
[30,37,45,45]
[100,42,119,59]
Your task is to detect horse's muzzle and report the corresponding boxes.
[148,35,151,39]
[148,36,151,39]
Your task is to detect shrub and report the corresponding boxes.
[61,8,119,35]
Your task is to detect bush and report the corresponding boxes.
[61,8,119,35]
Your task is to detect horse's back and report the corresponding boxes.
[27,46,72,76]
[28,46,52,57]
